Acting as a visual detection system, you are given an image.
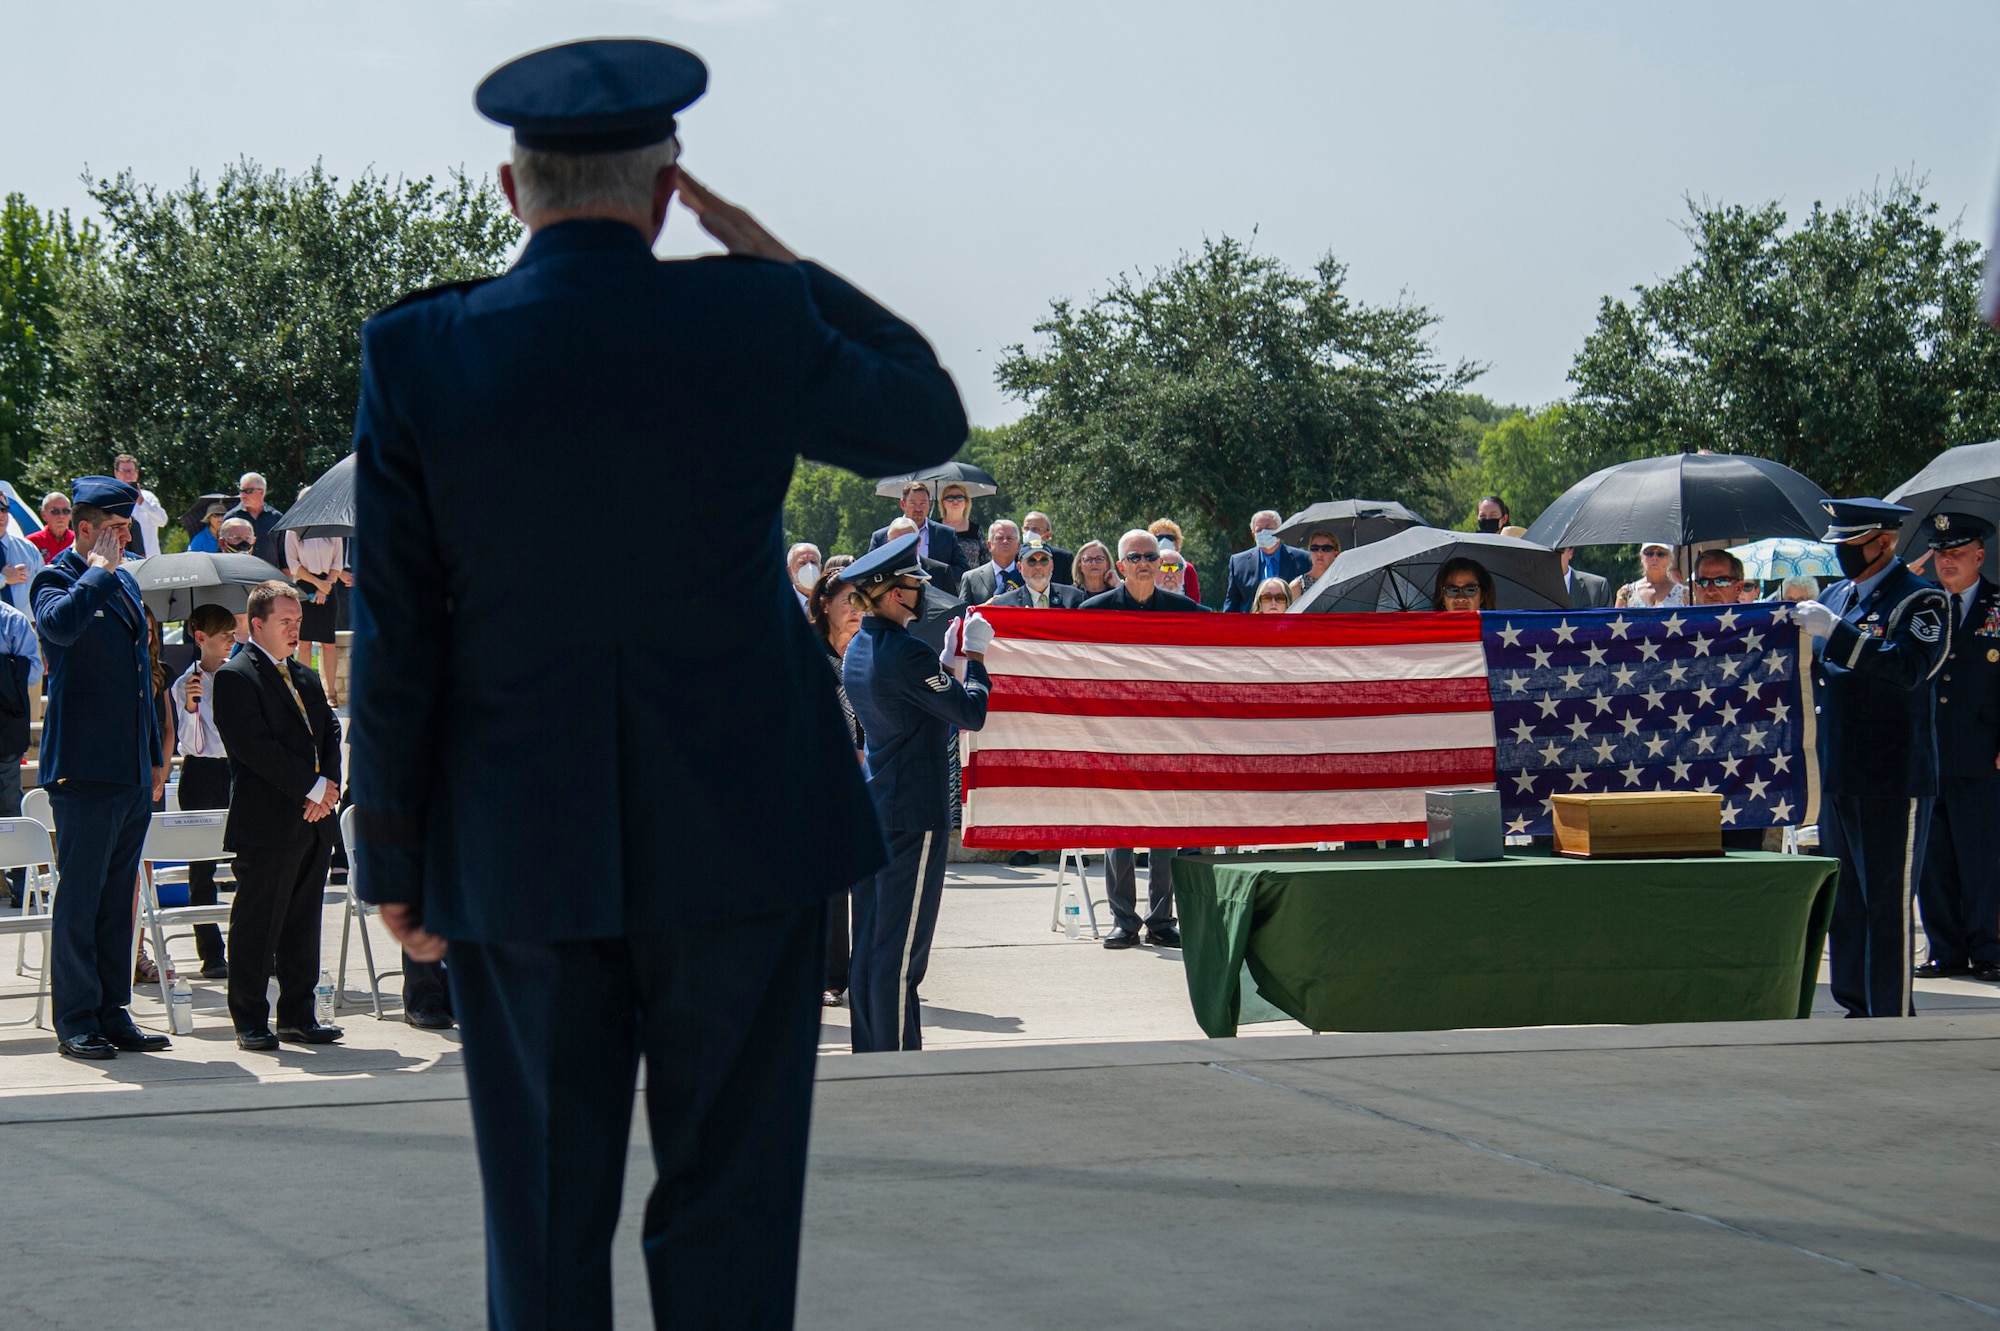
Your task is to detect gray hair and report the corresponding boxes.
[238,472,267,491]
[1116,528,1158,558]
[1779,573,1818,599]
[221,517,255,540]
[510,138,681,221]
[886,516,920,538]
[1251,509,1282,528]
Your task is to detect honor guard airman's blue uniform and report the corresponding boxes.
[1808,498,1950,1018]
[32,477,166,1056]
[1914,513,2000,981]
[345,40,968,1330]
[840,535,990,1052]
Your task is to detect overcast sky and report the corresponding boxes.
[8,0,2000,426]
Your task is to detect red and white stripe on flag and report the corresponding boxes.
[959,607,1499,849]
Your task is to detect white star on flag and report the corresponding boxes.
[1497,624,1524,647]
[1583,642,1608,665]
[1539,740,1564,766]
[1530,645,1554,668]
[1769,798,1794,822]
[1662,613,1687,635]
[1613,664,1637,688]
[1741,726,1768,751]
[1552,620,1578,644]
[1513,770,1538,794]
[1607,616,1633,639]
[1510,719,1536,743]
[1746,775,1770,800]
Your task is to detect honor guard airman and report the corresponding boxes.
[1914,512,2000,982]
[31,476,170,1060]
[839,534,991,1053]
[345,37,968,1328]
[1792,498,1951,1018]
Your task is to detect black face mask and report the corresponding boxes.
[1476,518,1502,534]
[1835,539,1880,580]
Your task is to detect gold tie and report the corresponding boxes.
[278,662,320,773]
[1035,589,1048,609]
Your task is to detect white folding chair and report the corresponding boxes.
[138,812,233,1013]
[1050,848,1107,939]
[0,816,59,1028]
[335,806,401,1018]
[15,789,57,978]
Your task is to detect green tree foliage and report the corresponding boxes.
[784,425,1024,559]
[1440,392,1516,529]
[1567,180,2000,496]
[0,194,100,482]
[1470,403,1575,531]
[38,161,519,512]
[993,236,1479,565]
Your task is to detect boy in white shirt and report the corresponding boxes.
[170,604,239,977]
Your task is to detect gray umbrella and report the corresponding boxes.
[127,551,286,621]
[874,460,998,499]
[1293,526,1571,612]
[1885,438,2000,580]
[1276,499,1428,551]
[1523,452,1828,550]
[273,454,356,539]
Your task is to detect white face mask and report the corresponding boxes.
[1254,529,1280,552]
[793,562,820,591]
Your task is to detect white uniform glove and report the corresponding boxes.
[1790,599,1839,639]
[960,612,996,656]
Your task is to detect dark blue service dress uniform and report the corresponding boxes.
[1918,577,2000,973]
[842,615,989,1051]
[347,221,966,1327]
[32,547,162,1041]
[1811,561,1950,1017]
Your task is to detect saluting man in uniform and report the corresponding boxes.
[346,39,967,1330]
[32,476,170,1060]
[839,533,991,1052]
[1914,512,2000,982]
[1792,498,1951,1018]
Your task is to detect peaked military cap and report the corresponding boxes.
[70,475,138,519]
[1924,511,1994,550]
[838,533,930,590]
[1821,497,1911,543]
[476,39,708,154]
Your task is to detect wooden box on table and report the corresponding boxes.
[1550,792,1722,860]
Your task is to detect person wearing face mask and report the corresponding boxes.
[838,534,991,1052]
[1475,495,1511,535]
[218,517,259,556]
[1223,509,1310,612]
[787,541,822,615]
[1791,498,1951,1019]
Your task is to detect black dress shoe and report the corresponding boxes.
[236,1028,279,1051]
[103,1027,171,1053]
[1145,926,1183,949]
[58,1032,117,1061]
[277,1023,344,1045]
[1973,961,2000,982]
[199,962,229,980]
[1102,927,1140,950]
[1914,960,1969,978]
[404,1005,454,1030]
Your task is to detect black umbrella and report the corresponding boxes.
[273,454,356,538]
[128,551,286,621]
[908,584,968,654]
[1885,439,2000,580]
[874,460,998,499]
[178,493,231,537]
[1523,452,1828,551]
[1293,527,1571,612]
[1276,499,1428,550]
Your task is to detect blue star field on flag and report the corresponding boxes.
[1482,604,1812,836]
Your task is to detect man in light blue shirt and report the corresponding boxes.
[0,598,41,904]
[0,503,45,617]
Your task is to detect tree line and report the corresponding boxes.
[3,166,1996,585]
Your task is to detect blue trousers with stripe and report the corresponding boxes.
[1820,794,1931,1018]
[849,825,947,1053]
[48,779,153,1040]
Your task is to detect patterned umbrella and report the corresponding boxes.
[1725,537,1840,580]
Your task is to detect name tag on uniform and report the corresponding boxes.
[159,812,224,828]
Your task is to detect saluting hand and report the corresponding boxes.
[86,524,122,571]
[676,172,800,265]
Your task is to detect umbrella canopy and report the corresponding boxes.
[873,460,998,500]
[1293,526,1571,613]
[1523,452,1829,550]
[0,481,43,536]
[127,551,285,621]
[1725,537,1840,581]
[1885,438,2000,580]
[1275,499,1428,551]
[179,493,231,537]
[272,454,356,539]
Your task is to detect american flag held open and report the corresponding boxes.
[959,603,1819,849]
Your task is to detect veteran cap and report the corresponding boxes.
[70,475,138,519]
[1820,497,1911,543]
[476,39,708,154]
[1019,533,1051,556]
[1925,511,1994,550]
[837,533,931,591]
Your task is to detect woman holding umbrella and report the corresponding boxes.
[1432,558,1496,612]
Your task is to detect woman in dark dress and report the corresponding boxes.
[809,565,867,1007]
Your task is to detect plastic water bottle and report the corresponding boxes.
[314,969,336,1026]
[1063,885,1082,940]
[166,970,194,1035]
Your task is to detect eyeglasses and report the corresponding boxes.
[1441,584,1482,598]
[1692,576,1738,588]
[1022,554,1053,565]
[1308,544,1338,553]
[1641,548,1670,558]
[1259,593,1290,604]
[1078,555,1108,565]
[1121,552,1161,563]
[44,507,70,516]
[239,488,263,495]
[941,494,968,504]
[1159,562,1184,573]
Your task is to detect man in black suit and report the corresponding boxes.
[1562,550,1613,608]
[1222,509,1310,611]
[957,519,1025,605]
[1021,511,1074,585]
[987,535,1084,608]
[868,480,971,583]
[212,580,345,1050]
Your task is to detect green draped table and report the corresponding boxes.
[1172,848,1839,1037]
